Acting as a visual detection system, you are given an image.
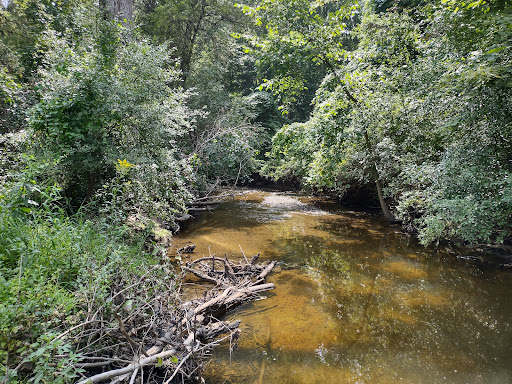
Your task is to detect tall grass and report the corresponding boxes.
[0,182,166,383]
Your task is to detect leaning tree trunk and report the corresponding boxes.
[363,130,397,222]
[321,56,397,222]
[375,178,396,221]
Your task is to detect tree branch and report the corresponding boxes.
[76,349,177,384]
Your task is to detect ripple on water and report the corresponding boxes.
[173,190,512,384]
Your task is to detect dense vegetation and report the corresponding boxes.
[248,0,512,245]
[0,0,510,381]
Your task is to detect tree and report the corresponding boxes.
[241,0,397,220]
[137,0,216,82]
[254,0,512,243]
[100,0,133,21]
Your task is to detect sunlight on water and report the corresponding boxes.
[173,190,512,384]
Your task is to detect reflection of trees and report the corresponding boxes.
[308,249,352,278]
[298,224,512,383]
[187,195,512,383]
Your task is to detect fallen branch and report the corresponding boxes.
[162,350,194,384]
[239,245,249,264]
[257,261,276,281]
[115,314,147,357]
[74,249,277,384]
[76,349,177,384]
[183,266,220,285]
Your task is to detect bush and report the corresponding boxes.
[0,174,172,382]
[29,23,196,220]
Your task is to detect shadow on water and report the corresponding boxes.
[173,190,512,384]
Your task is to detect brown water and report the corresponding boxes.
[173,190,512,384]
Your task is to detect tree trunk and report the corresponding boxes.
[86,172,96,202]
[320,56,397,222]
[375,179,396,221]
[100,0,133,23]
[113,0,132,21]
[363,130,397,222]
[180,0,207,83]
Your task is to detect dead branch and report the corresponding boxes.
[115,314,147,357]
[257,261,276,281]
[69,249,277,384]
[239,245,249,264]
[183,266,220,285]
[250,253,260,265]
[76,349,177,384]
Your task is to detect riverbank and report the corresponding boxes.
[0,202,278,383]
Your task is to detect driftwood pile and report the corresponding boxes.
[182,251,276,322]
[74,249,276,384]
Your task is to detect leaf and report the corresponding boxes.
[170,356,179,364]
[155,357,163,368]
[486,46,507,54]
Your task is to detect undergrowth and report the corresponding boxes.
[0,177,173,383]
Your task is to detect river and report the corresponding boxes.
[173,190,512,384]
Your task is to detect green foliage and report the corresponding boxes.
[137,0,249,81]
[390,0,512,244]
[0,172,169,382]
[184,15,283,188]
[0,63,31,134]
[192,94,270,187]
[262,120,317,183]
[256,0,512,244]
[27,334,83,384]
[28,20,196,221]
[0,0,93,80]
[237,0,355,118]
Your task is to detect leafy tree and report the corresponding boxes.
[393,0,512,244]
[241,0,399,220]
[137,0,248,83]
[29,15,196,223]
[250,0,512,243]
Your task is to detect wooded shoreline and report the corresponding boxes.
[1,0,510,381]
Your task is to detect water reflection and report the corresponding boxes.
[174,190,512,384]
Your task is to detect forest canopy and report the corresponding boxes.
[0,0,511,380]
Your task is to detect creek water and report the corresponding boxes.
[173,190,512,384]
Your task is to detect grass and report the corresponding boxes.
[0,202,166,383]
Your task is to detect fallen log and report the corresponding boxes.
[186,201,222,207]
[187,207,211,212]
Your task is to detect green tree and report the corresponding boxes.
[29,15,196,223]
[242,0,398,220]
[251,0,512,243]
[137,0,247,83]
